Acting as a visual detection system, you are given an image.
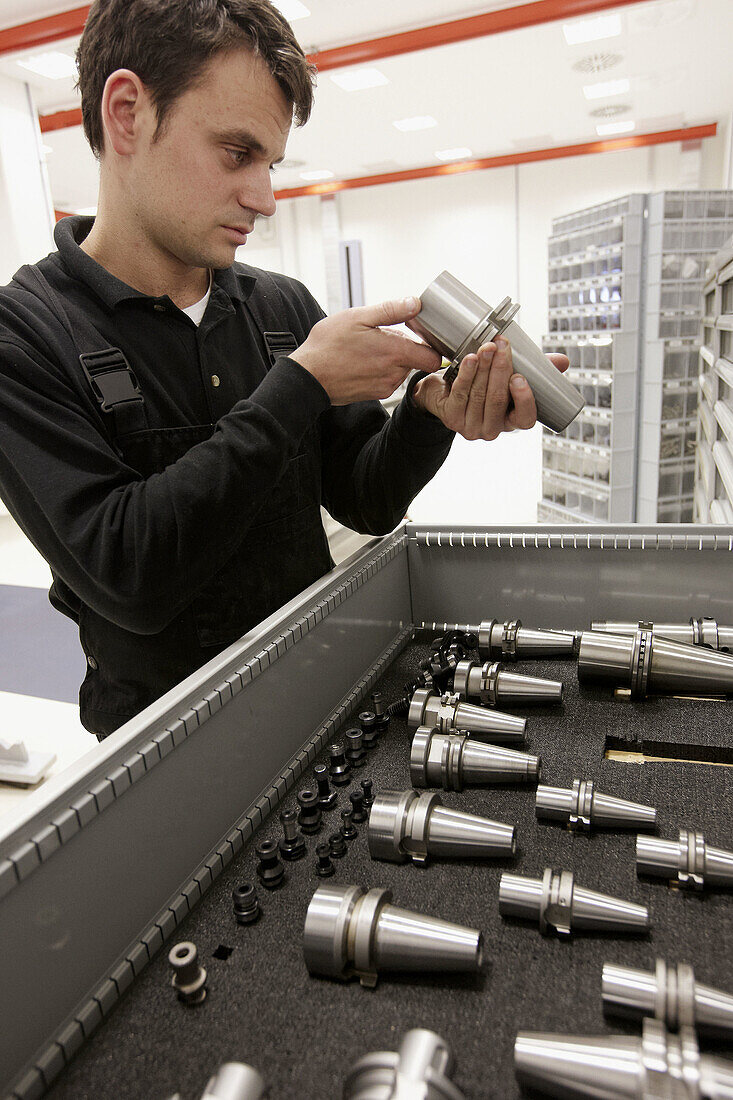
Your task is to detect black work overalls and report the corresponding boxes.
[14,266,333,738]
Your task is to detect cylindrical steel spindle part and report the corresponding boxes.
[636,829,733,891]
[535,779,657,833]
[407,687,526,742]
[303,883,482,988]
[476,619,580,661]
[410,726,541,790]
[406,270,584,432]
[514,1016,733,1100]
[499,868,649,936]
[368,788,516,865]
[343,1028,466,1100]
[591,617,733,652]
[200,1062,267,1100]
[602,958,733,1039]
[578,629,733,697]
[452,659,564,707]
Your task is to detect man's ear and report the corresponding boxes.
[100,68,149,157]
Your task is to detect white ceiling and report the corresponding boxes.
[0,0,731,211]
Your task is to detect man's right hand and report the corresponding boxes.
[290,297,443,405]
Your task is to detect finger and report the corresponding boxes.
[445,354,480,418]
[483,335,514,431]
[464,345,494,438]
[352,296,422,329]
[505,375,537,430]
[383,330,442,373]
[547,353,569,373]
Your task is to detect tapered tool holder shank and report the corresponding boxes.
[200,1063,267,1100]
[578,628,733,697]
[591,616,733,651]
[303,884,482,987]
[603,958,733,1038]
[535,778,657,832]
[499,868,649,936]
[514,1016,733,1100]
[367,788,516,865]
[406,270,584,432]
[407,687,526,742]
[343,1028,466,1100]
[410,726,541,790]
[452,659,563,707]
[475,619,580,661]
[636,829,733,891]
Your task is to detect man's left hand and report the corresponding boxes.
[411,336,569,440]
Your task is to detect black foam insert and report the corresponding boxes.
[46,644,733,1099]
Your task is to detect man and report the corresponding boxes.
[0,0,567,739]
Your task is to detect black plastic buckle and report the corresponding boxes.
[79,348,143,412]
[263,331,298,366]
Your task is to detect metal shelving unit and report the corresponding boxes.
[540,195,645,523]
[695,235,733,521]
[540,191,733,524]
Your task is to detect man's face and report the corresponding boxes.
[129,47,292,270]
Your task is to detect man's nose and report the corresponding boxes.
[241,167,277,219]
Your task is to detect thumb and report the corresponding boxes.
[354,296,422,329]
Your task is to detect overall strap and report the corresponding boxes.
[14,265,149,439]
[241,269,300,366]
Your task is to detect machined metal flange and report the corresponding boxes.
[344,1028,466,1100]
[535,778,657,833]
[636,828,733,891]
[367,788,516,865]
[603,958,733,1038]
[499,867,649,936]
[303,883,483,988]
[514,1016,733,1100]
[410,726,541,790]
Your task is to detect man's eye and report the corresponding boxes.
[226,148,248,166]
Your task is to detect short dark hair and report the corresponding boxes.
[76,0,317,158]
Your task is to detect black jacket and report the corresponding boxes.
[0,217,454,736]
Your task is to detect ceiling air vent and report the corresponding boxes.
[590,104,631,119]
[573,52,623,75]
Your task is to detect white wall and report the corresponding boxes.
[0,74,54,285]
[235,129,732,526]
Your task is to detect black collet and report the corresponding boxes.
[232,883,261,925]
[315,842,335,877]
[359,710,379,750]
[255,840,285,890]
[360,778,374,809]
[297,789,322,835]
[328,742,351,786]
[344,728,367,769]
[329,832,348,859]
[340,807,357,841]
[314,763,338,810]
[349,789,368,823]
[278,810,306,861]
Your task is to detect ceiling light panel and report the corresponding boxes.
[583,78,630,99]
[393,115,438,132]
[596,120,636,136]
[329,68,389,92]
[16,51,77,80]
[563,14,622,46]
[299,169,334,181]
[273,1,310,19]
[435,147,473,161]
